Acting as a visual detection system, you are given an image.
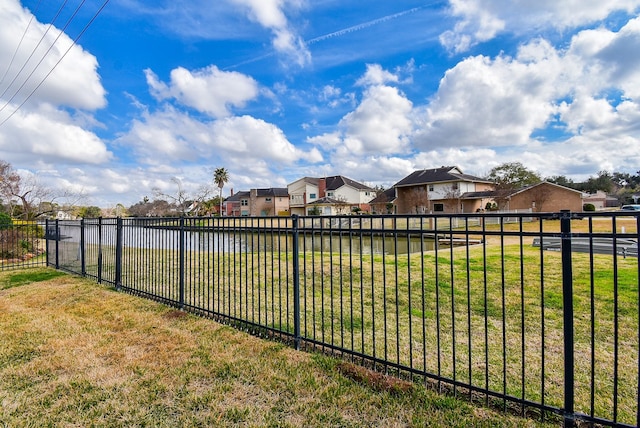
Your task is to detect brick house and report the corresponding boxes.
[223,190,250,216]
[369,188,397,214]
[394,166,495,214]
[224,188,289,217]
[504,181,584,212]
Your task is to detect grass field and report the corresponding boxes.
[0,268,558,427]
[40,215,640,426]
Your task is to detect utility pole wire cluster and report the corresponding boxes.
[0,0,111,128]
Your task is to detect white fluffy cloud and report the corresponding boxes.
[145,66,259,118]
[0,0,110,168]
[416,18,640,178]
[440,0,640,52]
[121,106,321,166]
[0,107,111,164]
[339,85,413,155]
[310,66,413,159]
[231,0,310,66]
[414,39,563,148]
[0,0,106,111]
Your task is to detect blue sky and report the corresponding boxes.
[0,0,639,208]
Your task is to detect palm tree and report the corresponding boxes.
[213,167,229,216]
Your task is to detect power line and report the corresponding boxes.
[0,0,111,127]
[0,0,43,87]
[0,0,70,101]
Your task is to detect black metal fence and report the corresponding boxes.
[0,220,47,271]
[44,212,640,427]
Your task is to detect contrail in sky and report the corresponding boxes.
[226,3,437,69]
[306,6,425,45]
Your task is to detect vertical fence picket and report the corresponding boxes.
[560,210,575,428]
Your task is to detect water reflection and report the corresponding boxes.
[55,225,438,255]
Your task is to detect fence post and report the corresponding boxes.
[80,218,86,276]
[97,217,103,283]
[560,210,575,427]
[55,219,60,270]
[179,216,185,309]
[115,217,123,291]
[45,219,50,267]
[291,214,301,350]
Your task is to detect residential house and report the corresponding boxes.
[394,166,495,214]
[223,190,250,217]
[503,181,584,212]
[224,188,290,217]
[582,190,619,209]
[287,175,376,215]
[369,188,397,214]
[249,188,289,216]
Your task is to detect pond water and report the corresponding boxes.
[54,224,440,255]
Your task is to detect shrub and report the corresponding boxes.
[583,203,596,211]
[0,213,12,230]
[0,222,41,259]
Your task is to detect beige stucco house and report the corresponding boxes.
[287,176,376,215]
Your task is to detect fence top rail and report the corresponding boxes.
[56,210,639,222]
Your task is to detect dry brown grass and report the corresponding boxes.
[0,268,555,427]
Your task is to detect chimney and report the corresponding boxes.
[230,188,234,196]
[318,178,326,198]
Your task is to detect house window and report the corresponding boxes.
[452,183,458,190]
[327,192,334,197]
[241,199,248,206]
[309,193,316,199]
[434,203,444,212]
[428,185,434,191]
[265,198,272,202]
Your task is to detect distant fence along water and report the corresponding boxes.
[41,212,640,427]
[0,220,47,270]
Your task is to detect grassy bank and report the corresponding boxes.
[0,268,554,427]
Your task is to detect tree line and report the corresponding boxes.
[0,160,230,220]
[2,157,638,220]
[486,162,640,205]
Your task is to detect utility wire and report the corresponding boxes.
[0,0,111,128]
[0,0,43,87]
[0,0,69,101]
[0,0,85,115]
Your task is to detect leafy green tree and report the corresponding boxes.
[577,171,615,194]
[546,175,576,188]
[213,167,229,215]
[486,162,542,209]
[77,206,102,218]
[486,162,541,188]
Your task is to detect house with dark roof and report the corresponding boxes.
[249,188,289,216]
[224,188,289,217]
[393,166,495,214]
[369,188,397,214]
[287,175,376,215]
[223,190,251,216]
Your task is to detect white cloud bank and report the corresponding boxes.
[440,0,640,53]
